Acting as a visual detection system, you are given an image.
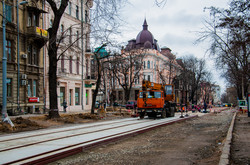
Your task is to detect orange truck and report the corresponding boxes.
[137,80,176,119]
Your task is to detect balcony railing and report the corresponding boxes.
[85,74,96,80]
[57,68,67,76]
[26,26,49,39]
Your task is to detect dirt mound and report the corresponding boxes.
[0,112,128,134]
[47,113,100,124]
[0,117,42,133]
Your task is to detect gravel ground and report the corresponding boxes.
[49,110,234,165]
[230,112,250,165]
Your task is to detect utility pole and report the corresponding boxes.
[2,0,7,120]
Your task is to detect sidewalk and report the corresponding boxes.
[230,112,250,164]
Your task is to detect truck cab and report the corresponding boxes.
[137,80,176,119]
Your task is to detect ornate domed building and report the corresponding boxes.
[109,19,182,104]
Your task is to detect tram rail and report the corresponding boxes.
[0,114,198,165]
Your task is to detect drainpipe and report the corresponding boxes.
[42,0,46,113]
[81,0,85,110]
[2,0,7,120]
[16,0,20,112]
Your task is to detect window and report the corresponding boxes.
[86,90,89,105]
[27,12,39,26]
[76,31,79,47]
[60,87,65,106]
[69,56,72,73]
[28,45,38,65]
[85,10,88,23]
[7,78,12,97]
[28,79,32,97]
[147,60,150,69]
[69,89,73,105]
[5,4,12,23]
[69,27,72,44]
[28,13,32,26]
[68,1,72,15]
[76,57,79,74]
[61,24,64,33]
[28,45,32,64]
[165,85,173,95]
[6,40,12,62]
[76,5,79,19]
[27,79,38,97]
[75,88,80,105]
[61,55,65,72]
[139,92,161,98]
[33,80,37,97]
[60,24,64,43]
[33,47,38,65]
[143,61,146,69]
[49,19,53,28]
[33,14,37,26]
[147,75,150,81]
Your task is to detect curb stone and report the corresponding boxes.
[219,112,236,165]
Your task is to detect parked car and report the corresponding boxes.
[126,100,137,109]
[113,102,120,107]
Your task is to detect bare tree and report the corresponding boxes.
[46,0,69,118]
[90,44,109,114]
[45,0,128,117]
[109,49,146,104]
[198,0,249,100]
[175,56,210,105]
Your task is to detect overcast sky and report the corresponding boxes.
[118,0,230,93]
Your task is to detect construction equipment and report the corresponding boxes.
[137,80,176,119]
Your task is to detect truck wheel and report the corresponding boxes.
[140,112,145,119]
[166,108,171,117]
[161,109,166,118]
[170,107,175,117]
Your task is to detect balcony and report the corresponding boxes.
[57,68,67,77]
[84,74,96,84]
[26,26,49,48]
[85,48,93,57]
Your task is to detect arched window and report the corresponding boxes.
[147,60,150,69]
[60,24,64,43]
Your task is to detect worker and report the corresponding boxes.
[63,100,67,113]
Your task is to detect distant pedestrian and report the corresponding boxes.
[204,102,207,113]
[63,100,67,112]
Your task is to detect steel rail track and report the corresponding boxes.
[0,115,198,165]
[0,118,137,143]
[0,119,152,152]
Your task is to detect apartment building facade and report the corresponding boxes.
[44,0,94,112]
[0,0,48,114]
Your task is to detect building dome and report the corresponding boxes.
[125,19,159,51]
[135,19,154,48]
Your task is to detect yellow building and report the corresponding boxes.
[0,0,48,114]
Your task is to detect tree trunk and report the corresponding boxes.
[48,32,60,118]
[124,88,131,103]
[91,60,101,114]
